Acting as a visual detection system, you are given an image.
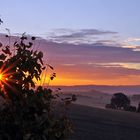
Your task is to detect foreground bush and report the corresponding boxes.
[0,34,75,140]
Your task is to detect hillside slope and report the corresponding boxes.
[69,104,140,140]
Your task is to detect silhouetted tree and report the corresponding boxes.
[110,92,130,109]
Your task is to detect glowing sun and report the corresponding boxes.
[0,73,3,81]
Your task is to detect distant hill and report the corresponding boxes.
[61,88,109,97]
[51,85,140,95]
[57,88,111,108]
[51,85,140,108]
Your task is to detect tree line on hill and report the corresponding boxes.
[105,92,140,113]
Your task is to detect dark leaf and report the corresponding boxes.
[5,35,9,38]
[0,54,6,60]
[38,51,43,58]
[31,36,36,40]
[29,42,33,47]
[20,36,27,40]
[50,76,54,80]
[14,41,18,46]
[39,58,43,65]
[0,18,3,24]
[42,67,46,70]
[55,94,59,97]
[2,46,12,55]
[0,42,2,47]
[48,65,54,70]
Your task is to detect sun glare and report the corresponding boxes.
[0,73,3,81]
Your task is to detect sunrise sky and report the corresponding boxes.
[0,0,140,86]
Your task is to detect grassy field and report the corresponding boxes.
[69,104,140,140]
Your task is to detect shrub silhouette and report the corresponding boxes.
[124,105,136,112]
[105,103,116,109]
[137,102,140,113]
[106,92,138,113]
[0,33,75,139]
[108,92,130,110]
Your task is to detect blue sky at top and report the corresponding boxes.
[0,0,140,38]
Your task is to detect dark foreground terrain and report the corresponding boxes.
[69,104,140,140]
